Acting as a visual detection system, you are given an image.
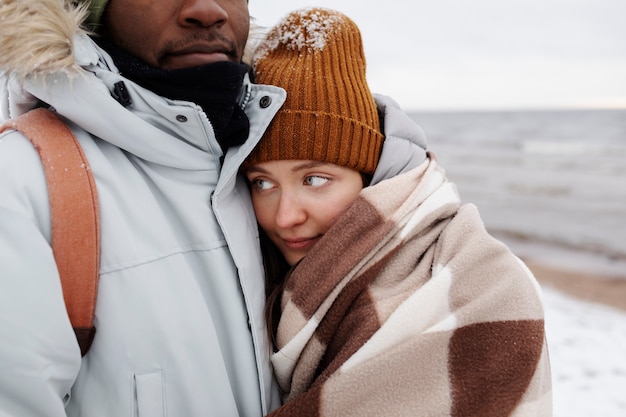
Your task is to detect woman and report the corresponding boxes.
[243,8,552,416]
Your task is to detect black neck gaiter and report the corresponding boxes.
[96,37,250,151]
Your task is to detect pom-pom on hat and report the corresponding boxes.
[245,7,384,175]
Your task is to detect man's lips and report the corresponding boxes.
[163,45,233,68]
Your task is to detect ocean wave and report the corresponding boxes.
[521,140,626,156]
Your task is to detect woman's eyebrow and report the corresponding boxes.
[246,161,329,176]
[246,166,269,175]
[290,161,326,172]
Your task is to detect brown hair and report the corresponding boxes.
[259,229,290,347]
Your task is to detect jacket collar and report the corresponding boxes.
[9,37,285,172]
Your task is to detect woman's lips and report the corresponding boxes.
[282,236,320,251]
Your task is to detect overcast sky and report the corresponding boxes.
[249,0,626,111]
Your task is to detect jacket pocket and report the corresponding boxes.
[134,370,165,417]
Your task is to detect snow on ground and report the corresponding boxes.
[542,286,626,417]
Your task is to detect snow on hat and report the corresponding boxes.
[245,7,384,175]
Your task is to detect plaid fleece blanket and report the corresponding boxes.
[267,156,552,417]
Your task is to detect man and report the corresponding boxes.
[0,0,285,415]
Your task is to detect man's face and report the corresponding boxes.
[102,0,250,70]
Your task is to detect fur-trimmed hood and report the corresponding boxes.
[0,0,262,121]
[0,0,90,79]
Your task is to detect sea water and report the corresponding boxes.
[410,109,626,276]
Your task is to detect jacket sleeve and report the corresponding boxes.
[0,132,81,416]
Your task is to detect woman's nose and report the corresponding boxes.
[275,193,307,229]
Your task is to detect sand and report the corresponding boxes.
[524,259,626,312]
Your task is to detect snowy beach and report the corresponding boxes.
[542,286,626,417]
[411,108,626,417]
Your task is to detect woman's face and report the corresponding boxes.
[246,160,364,266]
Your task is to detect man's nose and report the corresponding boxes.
[179,0,228,28]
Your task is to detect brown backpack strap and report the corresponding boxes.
[0,108,100,356]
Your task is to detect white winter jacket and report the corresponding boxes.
[0,2,285,416]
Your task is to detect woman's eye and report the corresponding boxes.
[304,175,329,187]
[252,178,274,190]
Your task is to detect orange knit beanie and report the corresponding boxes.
[245,8,384,175]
